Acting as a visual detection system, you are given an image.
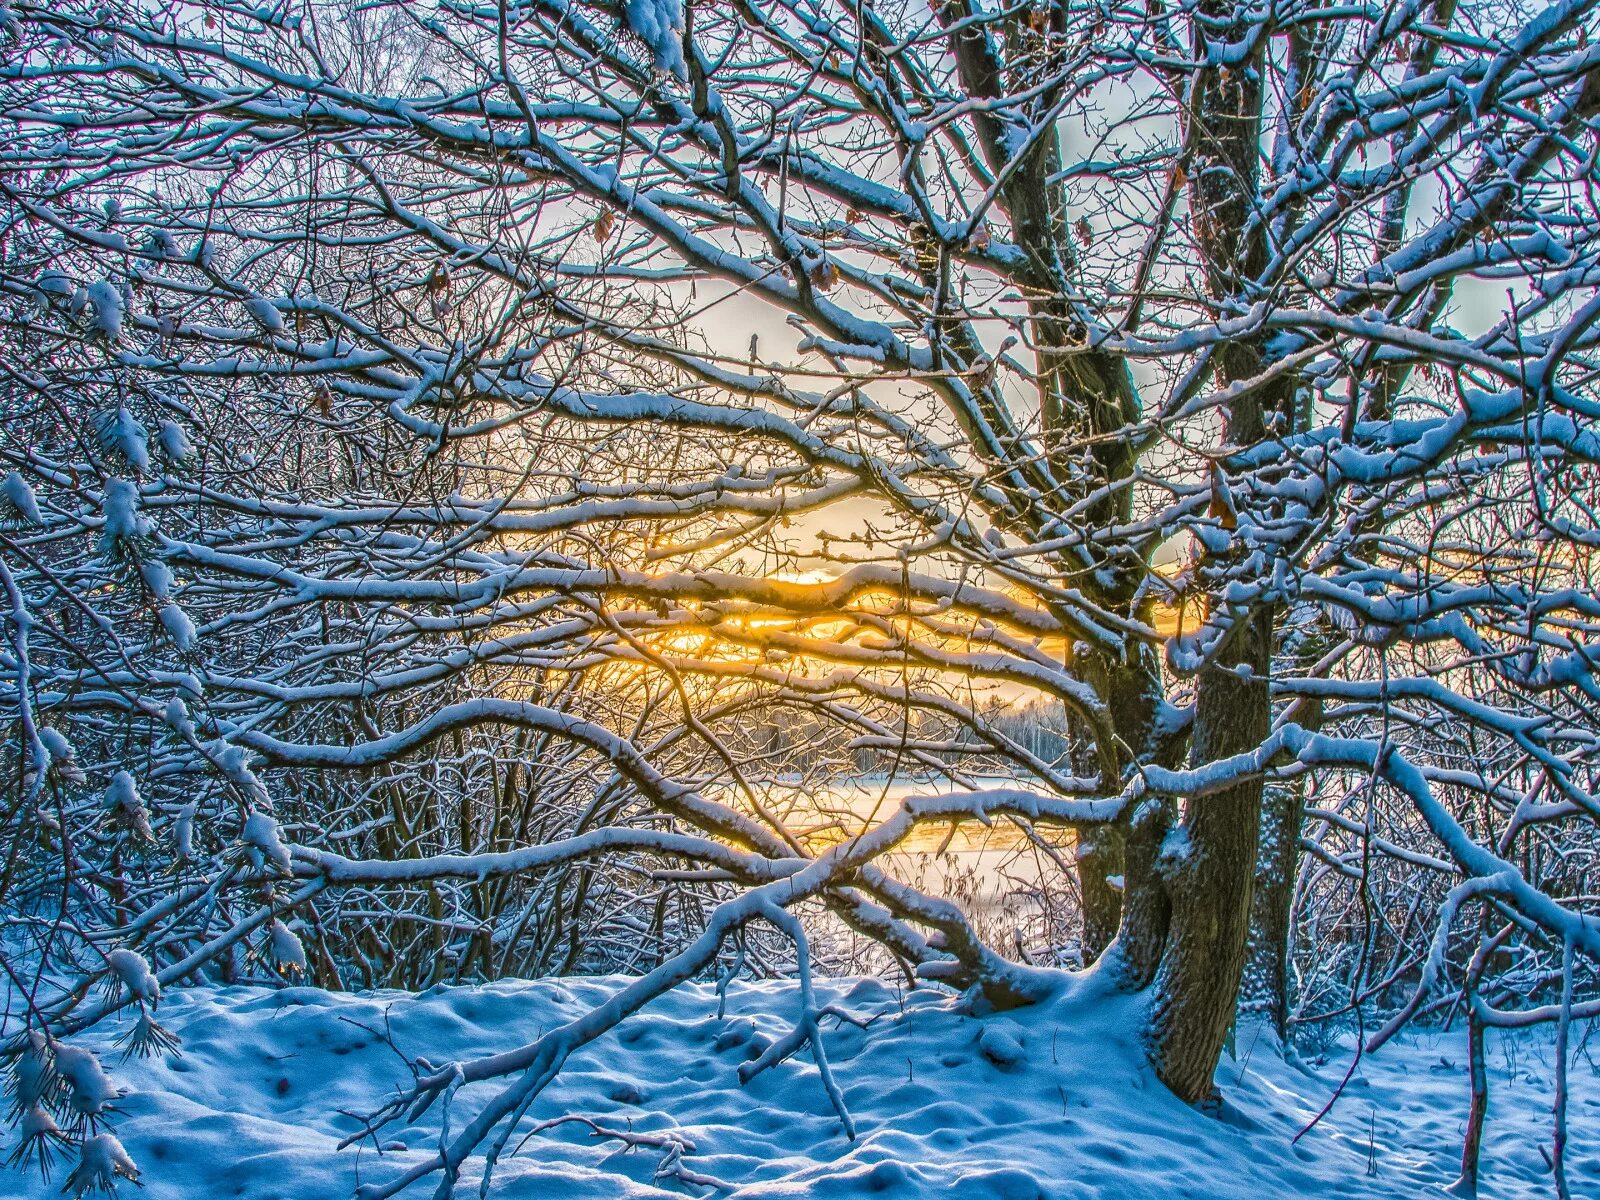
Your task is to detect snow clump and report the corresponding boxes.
[84,280,125,341]
[242,810,292,873]
[105,948,160,1006]
[52,1043,122,1124]
[102,770,154,841]
[1,469,42,523]
[159,602,198,651]
[38,726,87,785]
[100,478,150,546]
[63,1133,140,1196]
[624,0,686,79]
[244,296,286,334]
[268,919,308,977]
[977,1020,1027,1068]
[157,418,191,462]
[94,406,151,472]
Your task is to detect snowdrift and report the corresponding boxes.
[44,976,1600,1199]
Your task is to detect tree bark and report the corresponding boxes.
[1104,795,1173,990]
[1135,0,1288,1102]
[1145,608,1272,1101]
[1452,1001,1488,1197]
[1240,780,1302,1039]
[1242,670,1323,1037]
[1075,825,1123,964]
[1075,641,1169,966]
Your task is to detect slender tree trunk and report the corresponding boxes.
[1238,480,1328,1037]
[1078,643,1169,969]
[1452,926,1507,1196]
[1076,826,1123,964]
[1242,678,1324,1037]
[1452,1000,1488,1197]
[1241,780,1302,1039]
[1104,795,1173,990]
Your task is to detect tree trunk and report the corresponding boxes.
[1104,795,1173,990]
[1076,825,1123,965]
[1242,674,1323,1037]
[1075,642,1169,967]
[1452,1001,1488,1197]
[1146,608,1272,1102]
[1136,0,1288,1101]
[1241,781,1303,1039]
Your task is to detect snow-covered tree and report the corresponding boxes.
[3,0,1599,1194]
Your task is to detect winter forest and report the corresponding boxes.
[1,0,1599,1195]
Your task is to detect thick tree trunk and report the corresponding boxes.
[1145,608,1272,1102]
[1135,0,1289,1102]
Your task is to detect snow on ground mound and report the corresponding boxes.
[52,976,1600,1199]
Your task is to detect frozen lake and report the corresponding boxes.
[729,777,1080,937]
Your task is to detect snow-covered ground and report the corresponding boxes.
[41,975,1600,1199]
